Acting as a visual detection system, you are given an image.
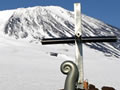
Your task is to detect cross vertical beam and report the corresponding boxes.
[41,3,117,90]
[74,3,84,89]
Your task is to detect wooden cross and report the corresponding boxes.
[41,3,117,89]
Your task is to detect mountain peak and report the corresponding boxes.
[0,6,120,58]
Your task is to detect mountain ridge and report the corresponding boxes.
[0,6,120,58]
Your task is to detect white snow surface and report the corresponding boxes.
[0,6,120,90]
[0,34,120,90]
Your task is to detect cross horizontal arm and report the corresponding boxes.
[41,36,117,45]
[41,37,75,45]
[82,36,117,42]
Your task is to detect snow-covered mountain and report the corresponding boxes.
[0,6,120,58]
[0,6,120,90]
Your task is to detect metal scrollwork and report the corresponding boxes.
[61,61,79,90]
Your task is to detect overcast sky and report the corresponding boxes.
[0,0,120,28]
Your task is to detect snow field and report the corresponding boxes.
[0,36,120,89]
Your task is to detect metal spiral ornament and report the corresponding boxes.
[61,61,79,90]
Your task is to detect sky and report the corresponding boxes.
[0,0,120,28]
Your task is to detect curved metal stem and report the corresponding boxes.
[61,61,79,90]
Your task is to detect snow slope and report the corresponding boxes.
[0,10,15,34]
[0,6,120,89]
[0,6,120,57]
[0,35,120,90]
